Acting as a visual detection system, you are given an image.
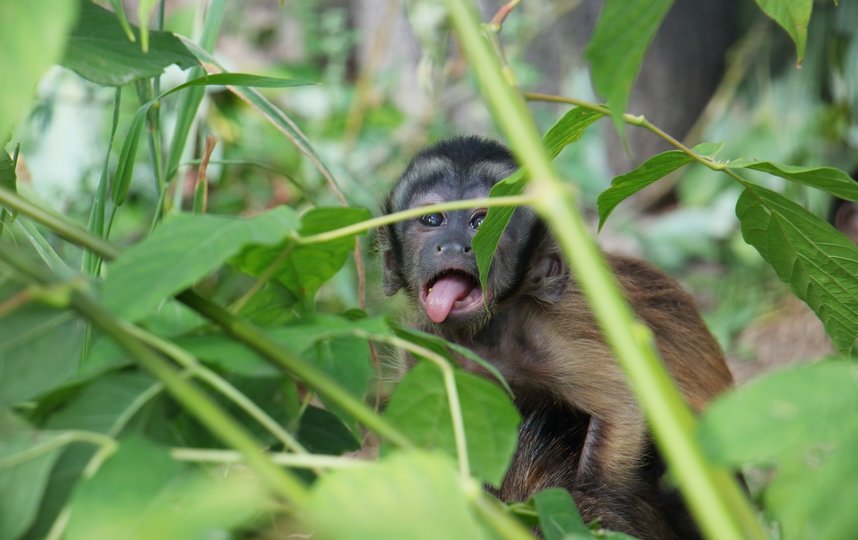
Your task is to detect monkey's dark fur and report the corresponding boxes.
[380,137,733,539]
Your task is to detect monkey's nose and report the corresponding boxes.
[435,242,471,254]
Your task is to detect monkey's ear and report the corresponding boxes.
[527,252,568,303]
[383,249,404,296]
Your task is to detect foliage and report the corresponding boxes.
[0,1,855,540]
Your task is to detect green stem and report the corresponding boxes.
[177,291,414,449]
[0,247,309,506]
[127,326,310,456]
[0,430,117,469]
[361,332,470,478]
[443,2,765,539]
[171,447,365,469]
[296,195,534,245]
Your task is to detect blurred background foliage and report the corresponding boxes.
[9,0,857,380]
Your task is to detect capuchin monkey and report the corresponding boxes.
[380,136,734,539]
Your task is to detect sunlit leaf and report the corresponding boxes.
[597,150,693,230]
[65,437,265,540]
[306,451,486,540]
[700,360,858,464]
[233,207,370,302]
[62,0,197,86]
[382,362,520,487]
[752,0,812,63]
[0,0,77,142]
[736,185,858,353]
[101,207,299,322]
[584,0,672,140]
[730,159,858,202]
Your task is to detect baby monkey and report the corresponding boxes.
[380,137,734,539]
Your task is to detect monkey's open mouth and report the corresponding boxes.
[420,270,484,324]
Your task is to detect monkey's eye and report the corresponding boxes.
[419,213,445,227]
[470,211,487,231]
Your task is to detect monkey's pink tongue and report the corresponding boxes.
[425,275,475,323]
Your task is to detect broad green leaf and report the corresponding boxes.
[0,412,66,540]
[730,160,858,202]
[26,372,158,540]
[765,429,858,540]
[0,304,87,406]
[534,488,592,540]
[752,0,812,62]
[597,150,693,230]
[382,362,520,487]
[474,107,604,287]
[0,0,77,142]
[233,207,370,301]
[699,360,858,464]
[175,334,279,377]
[296,406,360,455]
[306,336,371,403]
[101,207,299,322]
[736,185,858,353]
[61,1,197,86]
[235,282,298,326]
[65,437,264,540]
[584,0,673,139]
[306,450,487,540]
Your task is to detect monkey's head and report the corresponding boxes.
[380,136,567,335]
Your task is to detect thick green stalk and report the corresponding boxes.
[442,2,765,539]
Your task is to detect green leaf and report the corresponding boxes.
[27,372,158,540]
[297,406,360,455]
[730,160,858,202]
[0,151,15,192]
[0,304,87,406]
[174,334,279,377]
[382,363,520,487]
[233,207,370,301]
[0,0,77,142]
[584,0,673,140]
[65,437,264,540]
[474,107,604,288]
[534,488,592,540]
[736,185,858,353]
[101,207,299,322]
[0,411,66,540]
[597,150,693,230]
[61,1,197,86]
[765,429,858,540]
[168,72,317,93]
[699,360,858,465]
[752,0,812,63]
[306,450,487,540]
[306,336,371,403]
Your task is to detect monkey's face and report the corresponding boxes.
[381,137,540,334]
